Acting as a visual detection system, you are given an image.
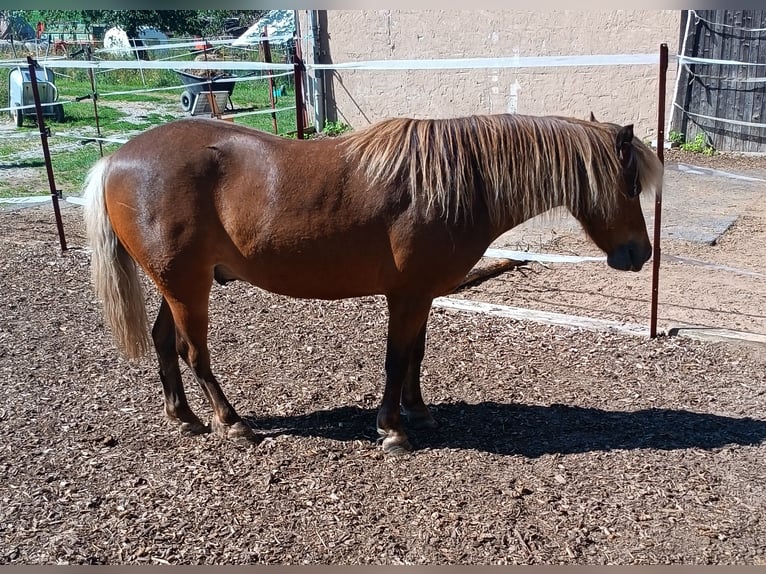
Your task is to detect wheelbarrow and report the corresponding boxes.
[8,64,65,127]
[175,69,237,115]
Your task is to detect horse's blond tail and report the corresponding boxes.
[82,157,150,359]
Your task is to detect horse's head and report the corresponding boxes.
[575,120,660,272]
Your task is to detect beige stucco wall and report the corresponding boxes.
[298,10,680,143]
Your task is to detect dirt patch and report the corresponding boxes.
[0,149,765,565]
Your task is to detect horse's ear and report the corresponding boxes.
[616,124,635,161]
[616,124,641,197]
[616,124,634,148]
[589,111,598,122]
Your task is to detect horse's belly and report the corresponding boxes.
[220,221,480,300]
[235,254,387,300]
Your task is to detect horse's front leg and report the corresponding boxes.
[378,296,433,454]
[400,322,438,430]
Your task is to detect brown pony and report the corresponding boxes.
[83,113,663,453]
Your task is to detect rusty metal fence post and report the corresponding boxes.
[650,43,668,338]
[293,54,305,140]
[26,55,67,252]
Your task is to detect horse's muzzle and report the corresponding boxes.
[607,241,652,271]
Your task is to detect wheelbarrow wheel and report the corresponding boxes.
[180,90,194,113]
[12,105,23,128]
[54,104,65,123]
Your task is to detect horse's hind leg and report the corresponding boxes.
[165,290,260,444]
[400,322,438,430]
[174,330,212,403]
[152,298,208,435]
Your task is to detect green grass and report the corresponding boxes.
[0,143,118,198]
[52,143,121,189]
[1,60,298,200]
[0,132,120,197]
[56,101,124,126]
[0,156,45,168]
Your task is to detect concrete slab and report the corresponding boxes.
[656,215,736,245]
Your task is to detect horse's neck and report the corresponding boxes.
[492,187,572,239]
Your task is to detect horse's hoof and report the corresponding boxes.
[378,428,413,454]
[166,412,209,436]
[382,435,413,455]
[212,418,262,445]
[179,421,211,436]
[228,421,262,445]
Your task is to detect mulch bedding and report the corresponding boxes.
[1,206,765,565]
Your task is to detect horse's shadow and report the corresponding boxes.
[244,401,766,457]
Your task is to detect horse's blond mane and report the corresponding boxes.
[340,114,663,225]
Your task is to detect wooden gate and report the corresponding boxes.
[671,10,766,153]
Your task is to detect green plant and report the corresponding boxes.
[669,130,685,146]
[322,120,351,137]
[680,132,715,156]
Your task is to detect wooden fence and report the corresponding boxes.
[671,10,766,153]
